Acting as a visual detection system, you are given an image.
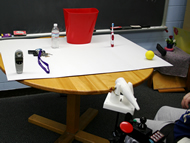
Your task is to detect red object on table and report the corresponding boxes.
[63,8,99,44]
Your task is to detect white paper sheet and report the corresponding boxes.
[0,34,172,81]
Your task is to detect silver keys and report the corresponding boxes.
[41,52,52,57]
[35,48,52,57]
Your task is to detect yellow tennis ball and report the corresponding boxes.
[145,50,154,60]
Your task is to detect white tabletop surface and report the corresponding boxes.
[0,34,172,81]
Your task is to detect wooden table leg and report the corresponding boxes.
[28,94,109,143]
[147,71,153,88]
[28,114,66,134]
[66,94,81,134]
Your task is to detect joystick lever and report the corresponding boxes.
[138,117,147,130]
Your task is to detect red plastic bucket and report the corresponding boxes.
[63,8,99,44]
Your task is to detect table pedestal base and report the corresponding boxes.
[28,108,109,143]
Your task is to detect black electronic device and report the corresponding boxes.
[28,49,46,56]
[15,50,23,74]
[156,44,167,56]
[127,117,165,143]
[109,113,165,143]
[129,117,152,143]
[28,50,38,56]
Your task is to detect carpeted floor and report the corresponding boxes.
[0,81,185,143]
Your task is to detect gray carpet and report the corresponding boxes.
[0,81,185,143]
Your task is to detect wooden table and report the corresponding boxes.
[0,54,153,143]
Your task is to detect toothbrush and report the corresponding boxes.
[111,23,114,47]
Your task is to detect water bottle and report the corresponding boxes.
[51,23,59,48]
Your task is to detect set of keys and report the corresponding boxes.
[28,48,51,74]
[28,48,52,57]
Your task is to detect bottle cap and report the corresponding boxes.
[54,23,58,27]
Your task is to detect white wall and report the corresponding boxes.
[0,0,187,91]
[166,0,187,35]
